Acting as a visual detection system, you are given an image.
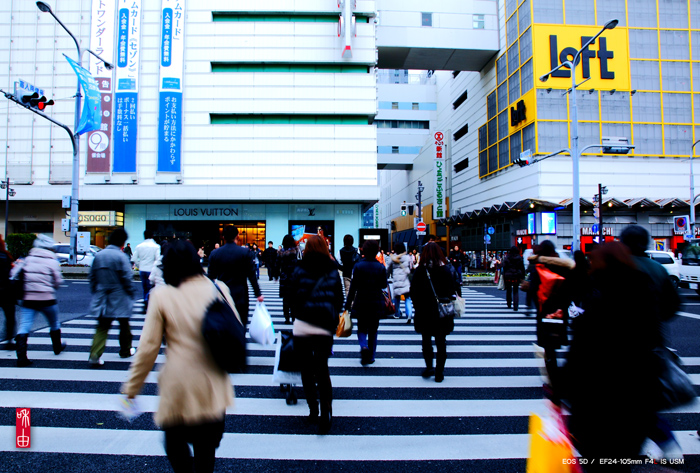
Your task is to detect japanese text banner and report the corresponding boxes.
[113,0,142,173]
[87,0,115,173]
[157,0,185,173]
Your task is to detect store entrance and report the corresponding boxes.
[147,221,266,256]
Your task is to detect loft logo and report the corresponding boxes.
[533,25,630,91]
[510,100,526,127]
[548,35,614,79]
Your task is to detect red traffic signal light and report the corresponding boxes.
[513,157,529,167]
[21,92,54,111]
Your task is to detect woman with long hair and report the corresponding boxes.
[345,240,388,365]
[0,235,16,350]
[410,243,461,382]
[289,235,344,434]
[278,234,301,325]
[122,240,236,472]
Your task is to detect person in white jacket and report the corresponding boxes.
[131,230,160,311]
[13,235,64,367]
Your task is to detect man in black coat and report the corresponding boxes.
[208,226,263,325]
[338,234,360,298]
[262,241,279,281]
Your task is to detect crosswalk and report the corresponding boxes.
[2,280,700,470]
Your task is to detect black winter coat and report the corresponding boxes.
[278,247,300,298]
[562,262,661,460]
[338,245,360,278]
[501,253,525,281]
[289,255,344,334]
[411,264,460,336]
[345,258,388,333]
[208,243,261,311]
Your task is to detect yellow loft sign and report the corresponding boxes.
[533,25,630,91]
[508,88,536,135]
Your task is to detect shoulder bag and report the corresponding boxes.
[202,281,247,373]
[655,346,696,409]
[426,268,456,319]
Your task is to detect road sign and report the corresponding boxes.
[417,222,427,233]
[520,149,532,161]
[592,236,600,244]
[416,231,426,236]
[487,226,495,235]
[484,235,491,244]
[591,224,599,233]
[684,233,694,241]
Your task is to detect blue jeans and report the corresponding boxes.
[140,271,152,304]
[393,295,413,319]
[357,331,378,360]
[18,303,60,335]
[255,263,260,279]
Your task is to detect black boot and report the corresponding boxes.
[15,334,32,367]
[50,329,67,355]
[318,401,332,435]
[306,399,319,424]
[422,350,434,378]
[435,355,446,383]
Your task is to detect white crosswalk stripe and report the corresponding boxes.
[2,279,699,469]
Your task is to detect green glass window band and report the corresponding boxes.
[210,115,370,125]
[211,63,370,73]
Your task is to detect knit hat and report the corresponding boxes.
[33,234,56,250]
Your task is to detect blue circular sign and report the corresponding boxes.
[484,235,492,243]
[591,224,599,234]
[487,227,495,235]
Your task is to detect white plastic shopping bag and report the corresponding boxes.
[249,302,275,346]
[272,332,302,385]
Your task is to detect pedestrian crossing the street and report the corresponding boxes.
[2,280,700,471]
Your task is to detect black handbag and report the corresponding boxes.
[202,281,247,373]
[426,268,455,319]
[278,330,300,373]
[655,346,695,409]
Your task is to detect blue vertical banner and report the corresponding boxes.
[157,0,185,173]
[113,0,142,173]
[64,55,102,136]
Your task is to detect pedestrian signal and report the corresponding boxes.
[400,202,407,217]
[21,92,54,112]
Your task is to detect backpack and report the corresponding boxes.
[202,281,247,373]
[535,264,565,313]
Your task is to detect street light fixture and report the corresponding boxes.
[538,18,618,252]
[36,1,113,264]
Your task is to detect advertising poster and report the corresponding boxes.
[157,0,186,173]
[289,221,334,253]
[87,0,115,173]
[113,0,142,173]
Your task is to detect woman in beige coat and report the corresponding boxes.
[122,240,235,473]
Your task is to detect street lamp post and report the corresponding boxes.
[36,2,113,264]
[691,139,700,239]
[538,19,618,252]
[1,179,16,237]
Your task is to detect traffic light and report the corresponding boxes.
[400,202,407,217]
[513,157,529,167]
[21,92,54,112]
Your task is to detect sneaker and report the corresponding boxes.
[89,357,104,368]
[119,347,137,358]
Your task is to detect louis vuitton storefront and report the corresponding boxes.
[124,202,363,256]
